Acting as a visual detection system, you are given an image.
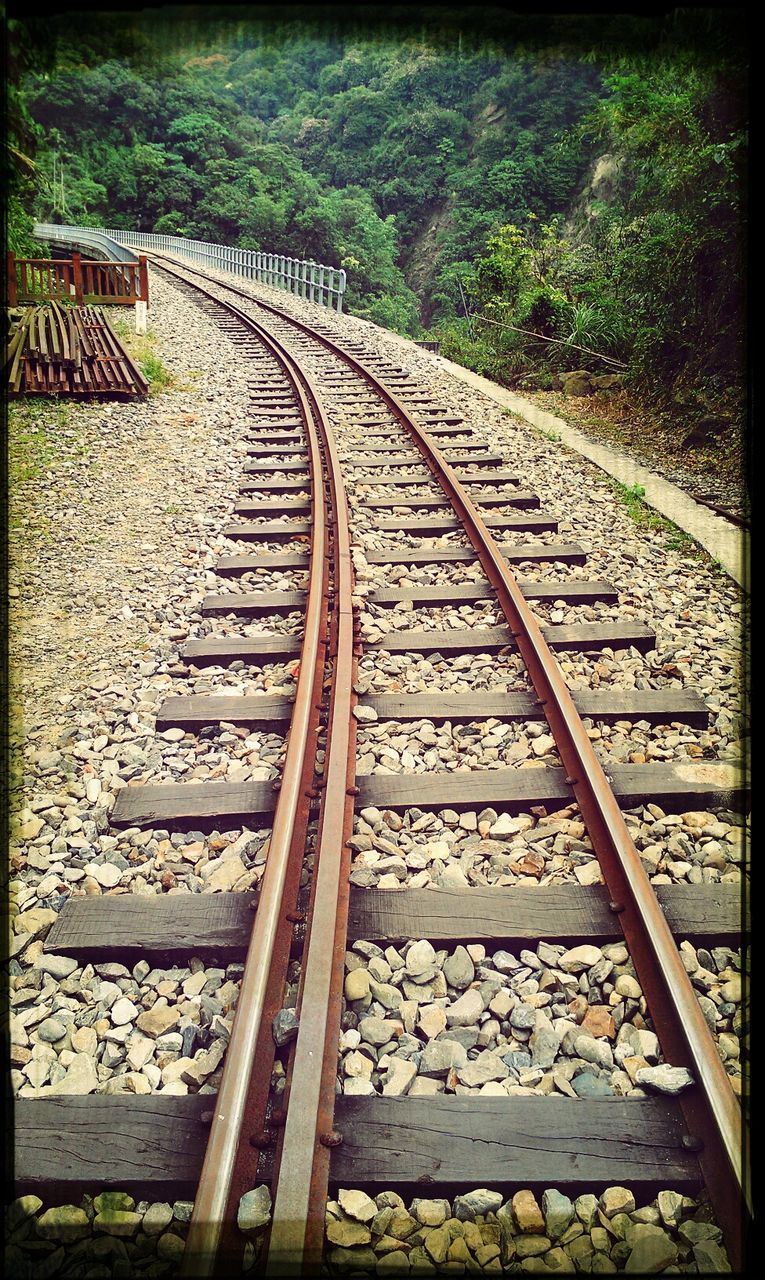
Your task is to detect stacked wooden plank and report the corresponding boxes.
[5,303,149,398]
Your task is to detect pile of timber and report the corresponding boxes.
[5,303,149,398]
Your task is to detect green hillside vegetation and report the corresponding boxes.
[9,9,746,424]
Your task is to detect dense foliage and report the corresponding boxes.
[9,10,747,411]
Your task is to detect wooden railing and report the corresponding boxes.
[7,252,149,307]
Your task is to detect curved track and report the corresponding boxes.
[17,250,748,1277]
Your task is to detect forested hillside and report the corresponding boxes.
[8,8,747,421]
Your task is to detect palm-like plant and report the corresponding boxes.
[565,302,628,357]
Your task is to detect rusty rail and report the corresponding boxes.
[266,353,357,1273]
[142,252,747,1273]
[243,293,747,1274]
[5,304,149,397]
[155,281,347,1279]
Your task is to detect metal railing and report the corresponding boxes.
[35,224,347,312]
[35,223,139,264]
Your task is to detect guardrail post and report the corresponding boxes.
[318,265,326,307]
[309,262,316,304]
[337,268,346,313]
[138,255,149,306]
[71,251,84,305]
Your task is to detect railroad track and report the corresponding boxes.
[16,253,749,1276]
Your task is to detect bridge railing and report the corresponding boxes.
[35,224,347,312]
[35,224,139,265]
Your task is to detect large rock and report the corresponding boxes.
[358,1016,403,1046]
[35,1206,90,1242]
[423,1222,450,1264]
[412,1198,451,1228]
[530,1018,561,1069]
[625,1226,678,1272]
[599,1187,635,1219]
[515,1234,552,1258]
[561,370,594,397]
[35,955,78,979]
[41,1053,99,1095]
[419,1039,467,1076]
[6,1196,43,1233]
[418,1004,447,1040]
[14,907,57,939]
[344,968,370,1002]
[205,854,247,892]
[272,1008,299,1047]
[692,1240,731,1273]
[559,945,603,973]
[326,1217,371,1247]
[143,1203,174,1236]
[542,1189,574,1239]
[37,1017,67,1043]
[590,373,625,392]
[381,1058,417,1096]
[338,1189,377,1223]
[512,1190,545,1233]
[456,1050,509,1087]
[405,939,437,976]
[446,988,484,1027]
[635,1064,694,1095]
[454,1189,504,1219]
[93,1209,142,1237]
[157,1232,186,1262]
[136,1000,179,1038]
[574,1035,614,1071]
[443,946,475,990]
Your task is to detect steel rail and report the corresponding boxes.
[147,277,333,1279]
[265,358,357,1275]
[143,253,746,1268]
[147,253,358,1276]
[231,296,747,1271]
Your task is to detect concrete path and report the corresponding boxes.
[382,332,748,590]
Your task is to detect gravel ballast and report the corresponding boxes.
[8,261,745,1276]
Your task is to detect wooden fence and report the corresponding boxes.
[7,252,149,307]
